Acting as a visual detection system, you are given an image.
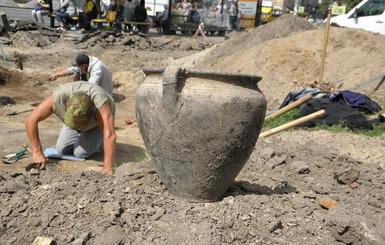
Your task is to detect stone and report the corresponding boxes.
[335,168,360,185]
[32,236,55,245]
[319,199,337,209]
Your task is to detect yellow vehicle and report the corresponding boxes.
[261,7,284,24]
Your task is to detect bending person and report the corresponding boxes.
[49,53,113,95]
[24,81,116,175]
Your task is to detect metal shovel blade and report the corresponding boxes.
[2,149,27,164]
[2,155,18,164]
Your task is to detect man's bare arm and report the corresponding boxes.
[49,67,80,81]
[24,95,54,169]
[98,102,117,174]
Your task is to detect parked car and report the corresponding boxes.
[330,0,385,35]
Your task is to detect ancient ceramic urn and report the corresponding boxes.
[135,65,267,202]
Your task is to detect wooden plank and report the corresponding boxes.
[122,21,151,26]
[92,19,151,25]
[92,19,108,23]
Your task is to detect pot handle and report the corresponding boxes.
[162,65,184,104]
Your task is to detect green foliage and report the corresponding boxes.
[263,107,385,137]
[134,152,150,162]
[264,109,301,129]
[319,0,332,15]
[346,0,363,11]
[307,121,385,137]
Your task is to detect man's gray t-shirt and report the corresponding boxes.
[53,81,115,131]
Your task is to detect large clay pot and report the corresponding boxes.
[135,66,267,202]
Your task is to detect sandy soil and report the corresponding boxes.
[0,15,384,244]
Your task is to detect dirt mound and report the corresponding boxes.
[0,64,51,104]
[196,14,385,110]
[6,23,215,52]
[0,64,26,86]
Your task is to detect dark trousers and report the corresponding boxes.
[78,12,96,30]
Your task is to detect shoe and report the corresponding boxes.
[77,29,85,34]
[56,27,66,32]
[70,26,77,31]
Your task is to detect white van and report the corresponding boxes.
[145,0,169,17]
[330,0,385,35]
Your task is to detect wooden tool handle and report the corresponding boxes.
[23,144,33,155]
[260,109,326,138]
[265,94,313,120]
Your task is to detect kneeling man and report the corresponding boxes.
[25,81,116,174]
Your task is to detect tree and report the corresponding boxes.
[318,0,363,17]
[346,0,362,12]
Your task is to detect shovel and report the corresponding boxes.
[2,148,27,164]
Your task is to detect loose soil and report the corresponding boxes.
[0,15,384,244]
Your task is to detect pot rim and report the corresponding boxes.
[142,66,262,83]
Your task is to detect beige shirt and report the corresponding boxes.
[52,81,115,131]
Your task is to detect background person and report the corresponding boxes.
[55,0,78,32]
[24,81,116,175]
[78,0,98,33]
[228,0,238,31]
[123,0,136,31]
[134,0,148,33]
[172,3,184,25]
[49,53,113,95]
[156,4,169,33]
[31,0,53,24]
[107,0,124,33]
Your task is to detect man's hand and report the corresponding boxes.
[33,151,48,170]
[125,119,135,125]
[49,74,58,81]
[100,166,113,175]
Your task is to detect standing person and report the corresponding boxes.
[55,0,78,32]
[24,81,116,175]
[236,0,243,31]
[49,53,113,95]
[31,0,53,24]
[228,0,238,31]
[78,0,98,33]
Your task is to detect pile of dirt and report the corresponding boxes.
[0,13,384,245]
[0,62,54,104]
[0,64,26,86]
[4,19,216,52]
[195,14,385,110]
